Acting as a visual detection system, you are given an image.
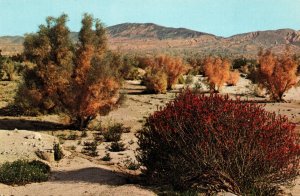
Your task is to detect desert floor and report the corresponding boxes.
[0,77,300,196]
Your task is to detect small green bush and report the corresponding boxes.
[123,158,140,170]
[0,160,50,185]
[108,142,125,152]
[101,153,111,161]
[103,123,128,142]
[53,143,64,161]
[82,141,98,157]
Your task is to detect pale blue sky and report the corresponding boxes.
[0,0,300,37]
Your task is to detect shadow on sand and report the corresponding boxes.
[0,118,70,131]
[51,167,132,185]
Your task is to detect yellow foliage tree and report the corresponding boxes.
[258,49,298,101]
[143,55,188,93]
[203,57,231,92]
[19,14,121,129]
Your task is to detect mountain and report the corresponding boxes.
[107,23,211,39]
[1,23,300,58]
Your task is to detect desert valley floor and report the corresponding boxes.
[0,77,300,196]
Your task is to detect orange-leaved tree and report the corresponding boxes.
[143,55,188,93]
[203,56,231,92]
[258,49,298,102]
[17,14,121,129]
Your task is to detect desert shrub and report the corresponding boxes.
[0,58,17,81]
[185,74,194,85]
[137,90,300,195]
[203,57,230,92]
[101,153,111,161]
[53,143,64,161]
[123,158,140,170]
[257,49,298,101]
[227,70,240,86]
[144,69,168,94]
[16,14,121,129]
[108,141,126,152]
[119,54,141,80]
[82,141,98,157]
[66,132,78,140]
[185,55,205,75]
[102,123,128,142]
[232,57,248,70]
[143,55,189,93]
[0,160,50,185]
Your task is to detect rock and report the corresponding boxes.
[35,149,55,162]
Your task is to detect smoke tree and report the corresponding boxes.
[258,49,298,101]
[18,14,121,129]
[203,57,230,92]
[143,55,188,93]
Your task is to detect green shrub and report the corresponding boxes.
[108,142,125,152]
[137,90,300,195]
[0,160,50,185]
[82,141,98,156]
[0,58,18,81]
[66,133,78,140]
[103,123,128,142]
[101,153,111,161]
[53,143,64,161]
[123,158,140,170]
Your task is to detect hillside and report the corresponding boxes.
[108,23,211,39]
[1,23,300,58]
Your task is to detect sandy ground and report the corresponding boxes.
[0,154,155,196]
[0,77,300,195]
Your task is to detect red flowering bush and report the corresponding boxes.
[137,90,300,195]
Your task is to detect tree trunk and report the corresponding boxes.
[70,116,93,130]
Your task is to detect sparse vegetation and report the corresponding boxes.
[101,153,112,161]
[108,141,126,152]
[82,141,98,157]
[102,122,128,142]
[0,160,50,185]
[123,158,140,170]
[137,90,300,195]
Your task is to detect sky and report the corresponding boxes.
[0,0,300,37]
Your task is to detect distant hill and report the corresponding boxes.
[1,23,300,58]
[107,23,211,39]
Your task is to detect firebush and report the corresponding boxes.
[137,90,300,195]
